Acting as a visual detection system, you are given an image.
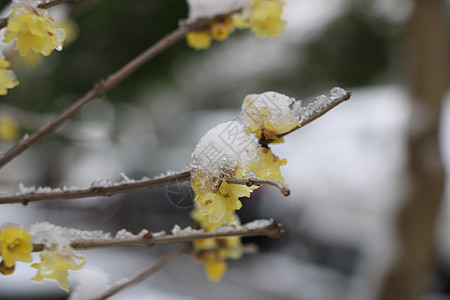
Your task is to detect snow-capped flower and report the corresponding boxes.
[189,91,293,281]
[4,1,66,56]
[0,224,33,270]
[32,249,85,291]
[0,57,19,95]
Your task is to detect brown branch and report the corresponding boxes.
[226,178,290,196]
[92,243,189,300]
[38,0,83,9]
[0,171,295,204]
[0,171,191,205]
[32,220,283,251]
[0,11,237,170]
[0,25,189,170]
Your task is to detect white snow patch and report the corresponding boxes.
[69,267,110,300]
[191,120,260,180]
[186,0,248,21]
[242,218,273,230]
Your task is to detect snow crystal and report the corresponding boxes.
[293,87,349,123]
[30,222,112,255]
[192,120,260,180]
[243,218,274,230]
[214,224,239,233]
[114,228,149,239]
[330,87,347,98]
[171,224,181,235]
[152,230,166,237]
[69,267,110,300]
[171,224,204,236]
[241,91,300,132]
[90,178,113,188]
[186,0,248,21]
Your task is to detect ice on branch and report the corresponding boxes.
[241,87,349,141]
[187,0,248,21]
[171,224,204,236]
[30,222,112,252]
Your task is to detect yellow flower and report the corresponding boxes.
[248,0,285,38]
[191,165,254,227]
[250,148,287,184]
[210,17,234,41]
[32,249,85,291]
[0,225,33,268]
[202,252,227,282]
[0,114,20,141]
[0,58,19,95]
[186,31,212,50]
[191,209,243,282]
[241,92,299,142]
[4,3,65,56]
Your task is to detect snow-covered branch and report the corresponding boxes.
[0,171,191,205]
[259,88,352,146]
[32,219,282,251]
[0,171,294,204]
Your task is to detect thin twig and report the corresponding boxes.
[32,220,283,251]
[0,11,236,170]
[38,0,83,9]
[226,178,290,196]
[0,172,295,204]
[260,91,352,146]
[0,25,188,169]
[0,171,191,205]
[92,243,189,300]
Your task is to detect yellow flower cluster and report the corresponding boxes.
[0,224,86,291]
[4,2,66,57]
[32,249,85,291]
[186,16,234,50]
[245,0,285,38]
[186,0,285,50]
[190,93,291,281]
[0,225,33,273]
[0,1,67,95]
[241,91,302,143]
[191,208,243,281]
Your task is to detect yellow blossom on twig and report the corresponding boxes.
[0,225,33,269]
[248,0,285,38]
[186,31,212,50]
[32,249,85,291]
[4,2,66,56]
[0,58,19,95]
[185,0,285,50]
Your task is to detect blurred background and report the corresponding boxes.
[0,0,449,299]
